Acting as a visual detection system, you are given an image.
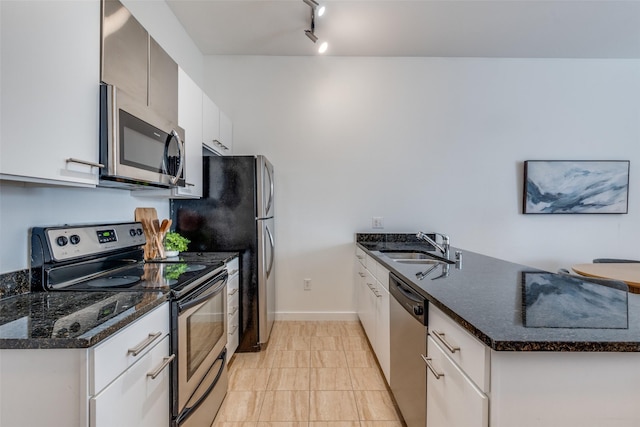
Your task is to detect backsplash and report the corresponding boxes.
[0,269,30,300]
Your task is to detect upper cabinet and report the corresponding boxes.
[175,68,204,198]
[202,94,221,152]
[0,0,102,186]
[203,94,233,156]
[218,110,234,155]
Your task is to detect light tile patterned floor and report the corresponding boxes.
[212,321,404,427]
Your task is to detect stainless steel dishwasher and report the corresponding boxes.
[389,273,427,427]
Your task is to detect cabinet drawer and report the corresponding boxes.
[90,335,171,427]
[226,257,239,277]
[227,309,240,359]
[91,302,169,394]
[355,247,366,264]
[376,264,389,291]
[428,304,489,392]
[426,335,488,427]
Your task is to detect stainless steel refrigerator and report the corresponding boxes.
[171,155,275,352]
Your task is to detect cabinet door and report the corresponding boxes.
[91,335,171,427]
[355,258,367,322]
[0,0,100,186]
[218,110,234,155]
[227,257,241,360]
[426,336,488,427]
[362,270,378,350]
[375,281,391,383]
[175,68,204,198]
[202,94,220,152]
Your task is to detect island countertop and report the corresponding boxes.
[357,234,640,352]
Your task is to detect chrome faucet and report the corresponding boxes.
[416,231,450,259]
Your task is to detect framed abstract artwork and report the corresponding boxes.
[523,160,630,214]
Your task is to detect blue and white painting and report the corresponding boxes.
[524,161,629,214]
[522,272,628,329]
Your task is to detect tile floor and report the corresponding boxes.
[212,321,404,427]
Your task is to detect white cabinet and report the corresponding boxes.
[426,335,489,427]
[0,302,171,427]
[354,247,391,383]
[173,68,204,198]
[218,110,234,155]
[226,256,240,360]
[202,94,221,152]
[426,304,489,427]
[0,0,101,187]
[91,335,171,427]
[90,302,172,427]
[202,94,233,156]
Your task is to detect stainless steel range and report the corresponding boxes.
[30,222,229,427]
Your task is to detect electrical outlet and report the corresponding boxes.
[304,278,312,290]
[372,216,384,229]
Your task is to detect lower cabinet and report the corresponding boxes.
[226,256,240,360]
[91,335,171,427]
[355,247,391,383]
[426,336,488,427]
[0,302,171,427]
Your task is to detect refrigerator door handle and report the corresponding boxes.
[266,223,275,277]
[265,161,274,217]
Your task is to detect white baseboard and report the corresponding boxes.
[275,312,359,321]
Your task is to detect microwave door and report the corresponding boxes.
[162,129,185,185]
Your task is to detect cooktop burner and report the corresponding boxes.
[86,276,141,288]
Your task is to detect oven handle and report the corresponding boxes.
[176,348,227,425]
[177,272,228,313]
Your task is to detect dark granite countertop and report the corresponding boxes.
[0,251,237,350]
[357,234,640,352]
[0,291,166,349]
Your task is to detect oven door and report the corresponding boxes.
[176,272,227,415]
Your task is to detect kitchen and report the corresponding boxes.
[1,0,640,426]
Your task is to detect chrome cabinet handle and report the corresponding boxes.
[229,325,239,335]
[147,354,175,379]
[431,330,460,353]
[356,255,364,260]
[66,158,104,169]
[422,354,444,380]
[228,288,239,296]
[128,332,162,356]
[228,269,239,276]
[185,182,195,187]
[358,272,365,277]
[229,306,239,316]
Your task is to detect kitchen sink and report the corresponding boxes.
[381,250,455,265]
[394,259,443,265]
[383,252,432,260]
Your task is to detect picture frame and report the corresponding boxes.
[523,160,630,214]
[521,271,628,329]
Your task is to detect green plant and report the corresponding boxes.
[164,231,190,252]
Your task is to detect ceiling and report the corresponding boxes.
[166,0,640,58]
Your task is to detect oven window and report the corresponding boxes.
[186,295,224,379]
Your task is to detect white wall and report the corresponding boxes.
[0,1,203,274]
[203,56,640,318]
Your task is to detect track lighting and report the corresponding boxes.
[302,0,328,54]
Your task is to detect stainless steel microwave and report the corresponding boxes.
[99,83,185,189]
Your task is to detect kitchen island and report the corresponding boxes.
[356,233,640,427]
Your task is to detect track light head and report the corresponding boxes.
[305,29,318,43]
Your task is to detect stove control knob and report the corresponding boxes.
[413,305,424,316]
[56,236,68,247]
[136,228,143,236]
[129,229,137,237]
[69,235,81,245]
